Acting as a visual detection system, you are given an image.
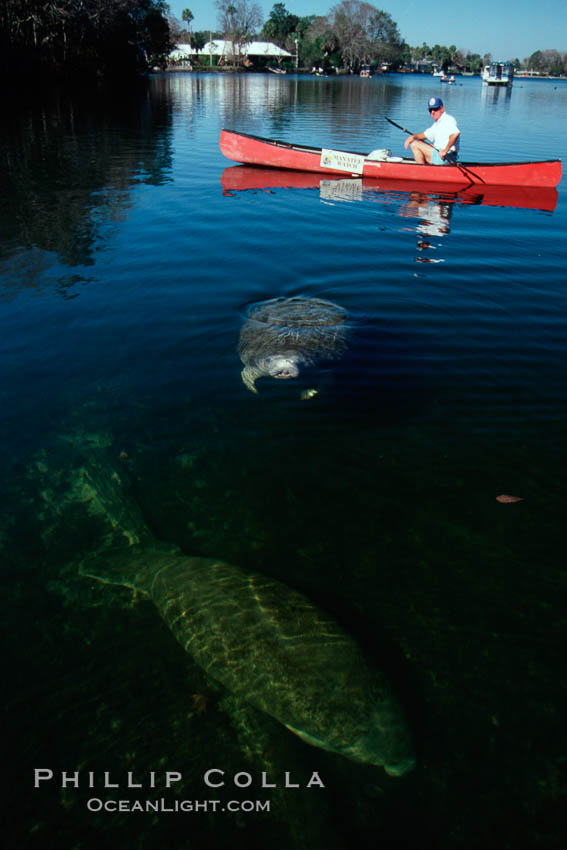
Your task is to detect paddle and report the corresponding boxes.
[385,116,483,185]
[386,117,416,137]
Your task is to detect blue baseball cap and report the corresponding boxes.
[428,96,443,110]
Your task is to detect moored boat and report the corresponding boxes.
[219,129,562,189]
[482,61,514,86]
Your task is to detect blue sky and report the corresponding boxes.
[167,0,565,61]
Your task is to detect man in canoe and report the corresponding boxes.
[404,97,460,165]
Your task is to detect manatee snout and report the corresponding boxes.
[262,355,301,380]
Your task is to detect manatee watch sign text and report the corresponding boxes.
[320,149,365,174]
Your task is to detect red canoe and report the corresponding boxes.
[220,129,562,189]
[221,166,558,212]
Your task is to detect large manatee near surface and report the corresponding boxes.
[81,544,415,776]
[238,296,349,394]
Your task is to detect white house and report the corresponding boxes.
[169,44,194,62]
[170,40,291,63]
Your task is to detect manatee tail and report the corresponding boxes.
[79,541,180,593]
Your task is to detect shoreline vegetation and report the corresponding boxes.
[2,1,565,92]
[162,64,567,80]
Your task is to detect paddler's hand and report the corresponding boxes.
[439,148,448,160]
[404,135,414,150]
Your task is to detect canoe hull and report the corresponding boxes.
[220,129,562,189]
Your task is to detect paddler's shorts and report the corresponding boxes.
[431,149,458,165]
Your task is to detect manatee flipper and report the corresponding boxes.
[285,723,336,752]
[241,365,261,393]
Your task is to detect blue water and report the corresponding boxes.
[2,73,567,849]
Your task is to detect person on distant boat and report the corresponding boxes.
[404,97,460,165]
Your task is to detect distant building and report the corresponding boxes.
[169,40,291,65]
[169,44,194,63]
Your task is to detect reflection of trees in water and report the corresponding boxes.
[312,77,398,137]
[0,85,173,274]
[178,73,399,142]
[219,74,298,130]
[280,77,399,140]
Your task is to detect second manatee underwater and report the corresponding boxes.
[81,544,415,776]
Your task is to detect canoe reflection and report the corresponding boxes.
[221,165,558,213]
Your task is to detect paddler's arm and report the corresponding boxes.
[439,131,460,160]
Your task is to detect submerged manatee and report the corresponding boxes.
[81,545,415,776]
[238,296,349,394]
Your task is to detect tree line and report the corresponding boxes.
[176,1,567,76]
[2,0,564,84]
[1,0,172,83]
[177,1,406,71]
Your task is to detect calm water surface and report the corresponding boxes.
[2,73,567,849]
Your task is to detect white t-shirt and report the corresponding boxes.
[425,112,460,154]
